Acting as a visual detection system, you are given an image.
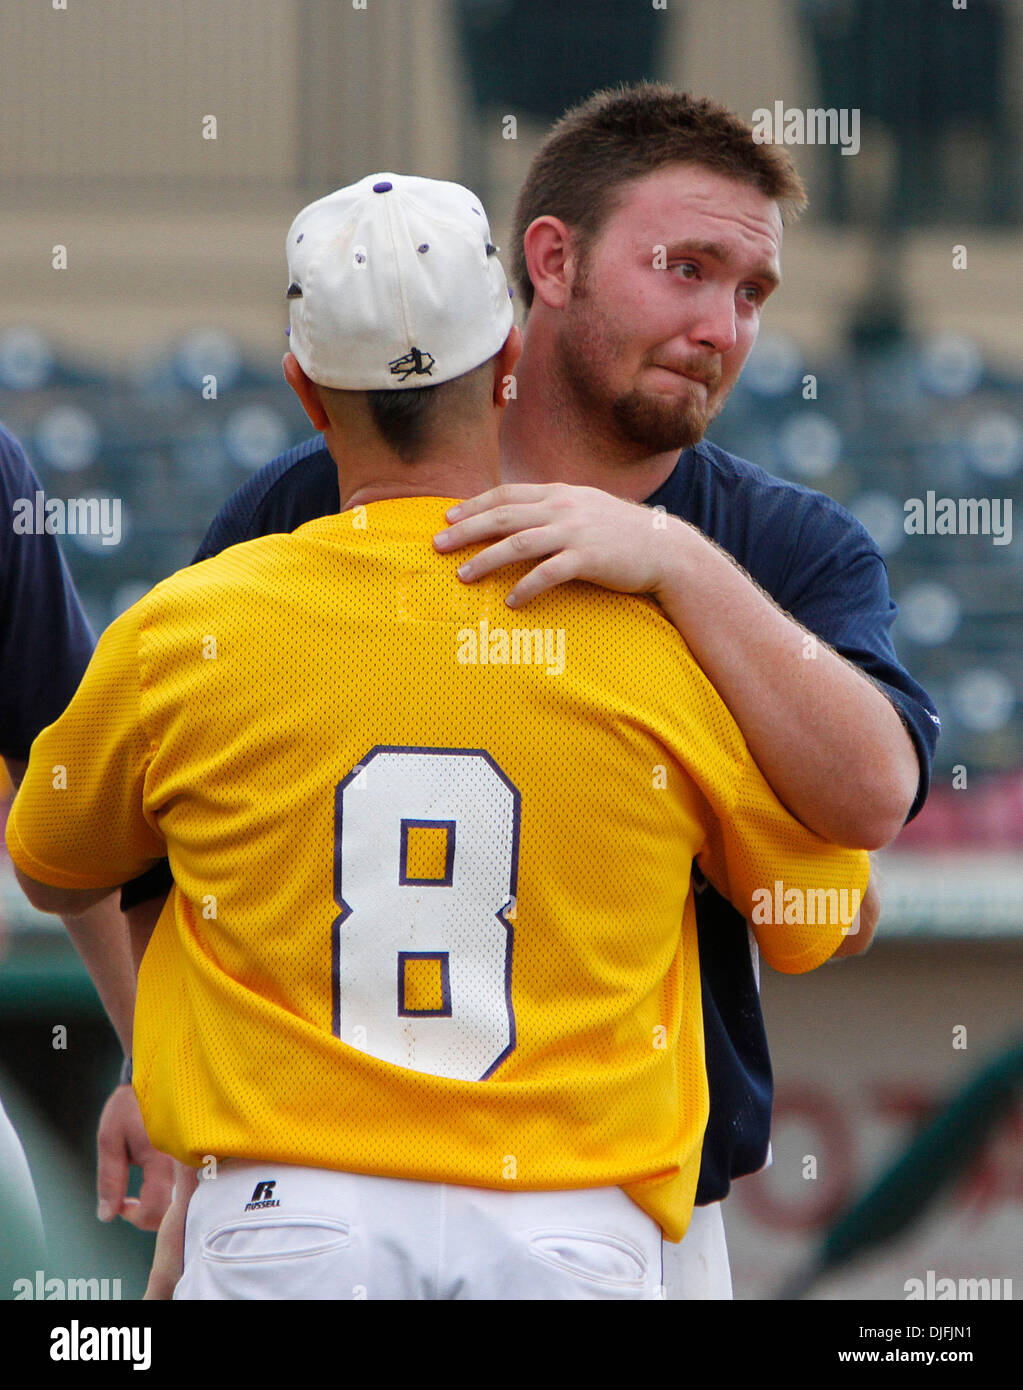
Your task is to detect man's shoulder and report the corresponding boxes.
[137,532,299,619]
[666,440,881,595]
[689,440,870,537]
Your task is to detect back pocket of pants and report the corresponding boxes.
[527,1228,648,1286]
[200,1216,351,1264]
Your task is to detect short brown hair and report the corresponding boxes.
[511,83,807,310]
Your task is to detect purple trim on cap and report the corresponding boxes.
[373,180,393,193]
[284,327,291,335]
[296,233,304,243]
[417,243,429,253]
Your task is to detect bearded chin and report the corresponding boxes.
[553,309,724,456]
[611,387,718,454]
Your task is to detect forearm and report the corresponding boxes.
[60,893,138,1054]
[654,519,919,848]
[433,485,920,846]
[64,893,168,1057]
[7,759,138,1048]
[144,1161,197,1299]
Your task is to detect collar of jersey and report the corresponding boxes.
[295,495,463,542]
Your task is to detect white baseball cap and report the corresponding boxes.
[285,173,515,390]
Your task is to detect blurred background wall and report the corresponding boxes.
[0,0,1020,1299]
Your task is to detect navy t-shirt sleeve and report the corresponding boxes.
[192,435,339,564]
[0,424,96,763]
[775,497,940,821]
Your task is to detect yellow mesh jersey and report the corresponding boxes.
[6,496,868,1240]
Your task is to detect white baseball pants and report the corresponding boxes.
[175,1161,731,1301]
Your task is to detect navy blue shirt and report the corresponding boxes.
[0,423,95,762]
[123,434,939,1204]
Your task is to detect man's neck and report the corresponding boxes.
[500,339,682,503]
[330,428,502,513]
[340,473,500,513]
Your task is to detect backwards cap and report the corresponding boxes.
[285,173,514,390]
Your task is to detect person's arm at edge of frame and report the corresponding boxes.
[5,755,136,1049]
[5,766,175,1229]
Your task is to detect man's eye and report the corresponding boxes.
[740,285,763,304]
[673,261,699,279]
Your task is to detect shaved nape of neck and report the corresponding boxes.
[311,353,499,465]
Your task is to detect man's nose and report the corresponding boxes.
[687,287,737,355]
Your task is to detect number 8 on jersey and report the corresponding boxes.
[333,747,520,1082]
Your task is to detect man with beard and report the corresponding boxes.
[111,86,938,1297]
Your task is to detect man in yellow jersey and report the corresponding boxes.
[7,173,867,1301]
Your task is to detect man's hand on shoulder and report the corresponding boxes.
[433,483,671,607]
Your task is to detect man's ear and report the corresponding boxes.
[283,353,330,432]
[492,325,523,408]
[522,216,578,311]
